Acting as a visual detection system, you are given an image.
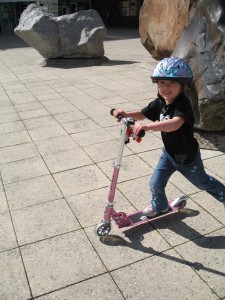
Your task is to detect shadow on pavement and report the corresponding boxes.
[40,57,138,68]
[100,208,225,277]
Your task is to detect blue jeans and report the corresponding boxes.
[149,148,225,212]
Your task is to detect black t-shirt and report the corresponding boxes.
[141,93,199,165]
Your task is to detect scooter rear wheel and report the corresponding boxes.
[174,200,186,209]
[94,222,111,236]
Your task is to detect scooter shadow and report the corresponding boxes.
[100,208,225,277]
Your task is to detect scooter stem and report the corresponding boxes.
[116,121,127,167]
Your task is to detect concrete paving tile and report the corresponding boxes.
[200,149,224,160]
[81,102,110,118]
[54,85,81,93]
[27,85,56,96]
[36,92,61,101]
[138,148,164,169]
[0,105,16,114]
[38,273,124,300]
[53,165,110,197]
[71,127,114,146]
[18,108,50,120]
[5,175,62,210]
[153,198,223,247]
[85,224,171,271]
[84,87,115,100]
[83,139,133,163]
[0,112,20,124]
[110,101,142,112]
[117,175,152,210]
[42,148,93,173]
[44,78,71,88]
[8,91,37,104]
[0,120,25,134]
[190,191,225,226]
[67,187,137,228]
[98,155,152,183]
[53,110,87,123]
[11,199,80,245]
[176,228,225,299]
[44,103,77,115]
[55,87,82,98]
[21,231,106,297]
[0,248,31,300]
[23,115,58,130]
[0,86,5,96]
[111,249,219,300]
[67,94,98,109]
[128,91,152,102]
[204,155,225,180]
[0,143,39,164]
[0,130,31,148]
[0,95,12,106]
[93,114,121,127]
[0,186,8,213]
[169,171,201,195]
[28,124,68,141]
[34,135,79,155]
[14,101,43,112]
[62,118,101,135]
[5,84,28,93]
[100,95,130,105]
[0,157,49,184]
[0,212,17,252]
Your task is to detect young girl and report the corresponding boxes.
[113,57,225,217]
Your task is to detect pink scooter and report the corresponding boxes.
[94,110,187,236]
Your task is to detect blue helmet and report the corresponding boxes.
[151,57,193,84]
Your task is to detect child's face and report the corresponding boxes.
[157,80,182,103]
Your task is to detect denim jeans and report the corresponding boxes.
[149,148,225,212]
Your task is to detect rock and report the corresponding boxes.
[139,0,190,60]
[14,4,106,59]
[173,0,225,131]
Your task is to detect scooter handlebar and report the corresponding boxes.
[110,108,124,120]
[110,108,145,138]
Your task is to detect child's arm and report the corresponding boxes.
[113,108,145,121]
[133,116,185,135]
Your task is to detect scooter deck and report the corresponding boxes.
[116,201,184,228]
[127,207,179,225]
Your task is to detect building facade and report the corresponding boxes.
[0,0,143,34]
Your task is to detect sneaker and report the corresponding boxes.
[143,206,170,217]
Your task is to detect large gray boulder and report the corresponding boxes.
[173,0,225,131]
[14,4,106,59]
[139,0,225,132]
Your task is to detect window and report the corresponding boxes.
[121,0,137,17]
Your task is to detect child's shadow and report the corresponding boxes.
[100,208,225,277]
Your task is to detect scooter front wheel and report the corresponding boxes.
[94,222,111,236]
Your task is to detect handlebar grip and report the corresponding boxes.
[110,108,115,116]
[138,130,145,138]
[110,108,124,120]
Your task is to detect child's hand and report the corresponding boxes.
[132,123,146,136]
[113,108,126,119]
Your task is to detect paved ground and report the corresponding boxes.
[0,28,225,300]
